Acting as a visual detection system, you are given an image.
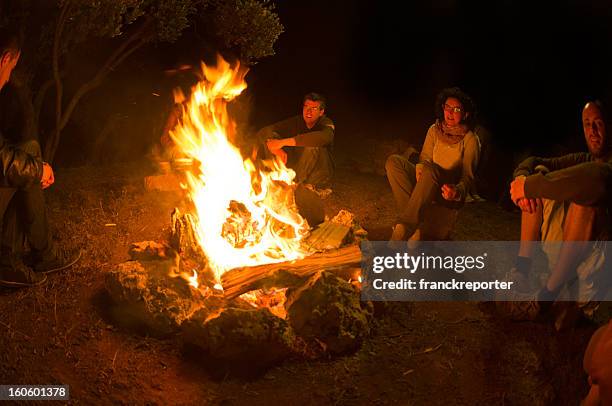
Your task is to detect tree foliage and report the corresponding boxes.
[0,0,283,161]
[203,0,283,63]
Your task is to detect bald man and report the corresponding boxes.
[500,101,612,320]
[583,321,612,405]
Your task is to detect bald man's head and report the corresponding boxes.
[582,101,609,159]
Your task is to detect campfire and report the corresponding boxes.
[169,56,310,285]
[105,56,370,368]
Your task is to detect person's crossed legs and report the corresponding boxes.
[386,157,459,241]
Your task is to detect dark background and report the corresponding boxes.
[24,1,612,176]
[249,0,612,152]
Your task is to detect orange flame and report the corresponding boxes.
[187,269,199,289]
[170,56,310,282]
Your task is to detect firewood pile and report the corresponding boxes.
[104,209,373,369]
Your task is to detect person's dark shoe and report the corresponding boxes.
[497,299,542,321]
[32,247,82,274]
[495,287,556,321]
[502,267,538,294]
[0,262,47,288]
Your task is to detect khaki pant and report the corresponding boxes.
[540,199,610,308]
[385,154,461,239]
[288,147,334,188]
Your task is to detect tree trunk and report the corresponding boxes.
[46,0,71,161]
[43,17,153,162]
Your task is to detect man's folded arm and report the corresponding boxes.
[513,153,589,178]
[294,124,334,147]
[0,137,43,188]
[525,161,612,206]
[256,117,299,140]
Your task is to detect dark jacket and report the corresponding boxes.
[0,134,43,188]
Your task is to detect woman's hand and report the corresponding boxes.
[441,184,458,201]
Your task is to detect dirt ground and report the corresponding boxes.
[0,161,598,405]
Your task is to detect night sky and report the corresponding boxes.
[39,0,612,169]
[249,0,612,155]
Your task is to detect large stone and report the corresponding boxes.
[285,271,372,355]
[105,258,210,336]
[182,307,296,369]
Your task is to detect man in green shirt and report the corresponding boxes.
[259,92,335,189]
[502,100,611,320]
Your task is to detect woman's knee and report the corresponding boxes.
[385,154,405,175]
[419,160,441,181]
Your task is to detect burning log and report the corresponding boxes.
[220,245,362,299]
[170,208,206,263]
[303,221,352,251]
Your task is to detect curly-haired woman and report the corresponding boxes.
[386,87,480,241]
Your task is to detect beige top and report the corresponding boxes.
[417,124,480,200]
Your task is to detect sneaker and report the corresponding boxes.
[0,262,47,288]
[472,194,486,203]
[497,298,542,321]
[32,247,82,274]
[465,193,486,203]
[495,287,554,321]
[503,267,538,294]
